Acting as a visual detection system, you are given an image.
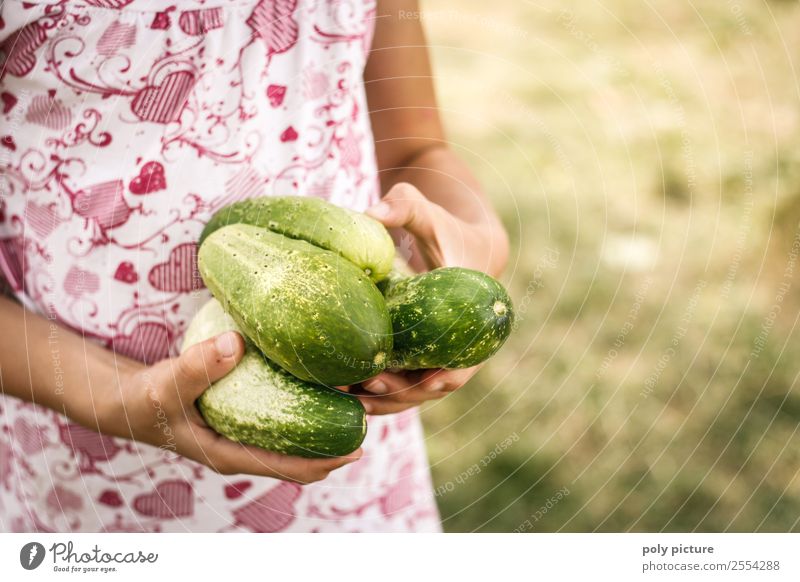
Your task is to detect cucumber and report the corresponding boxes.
[200,196,395,282]
[198,223,392,386]
[383,267,514,369]
[182,299,366,458]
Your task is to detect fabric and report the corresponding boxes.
[0,0,441,532]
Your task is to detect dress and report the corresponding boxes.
[0,0,441,532]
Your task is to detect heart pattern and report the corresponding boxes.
[232,482,302,532]
[46,485,84,512]
[59,423,122,464]
[113,261,139,284]
[148,242,202,293]
[179,8,224,36]
[13,418,48,455]
[150,9,173,30]
[267,84,286,107]
[131,71,195,124]
[1,136,16,151]
[97,21,137,56]
[1,92,17,114]
[98,490,124,508]
[246,0,299,57]
[111,321,173,364]
[224,480,253,500]
[84,0,135,7]
[1,22,47,77]
[0,236,25,292]
[129,161,166,195]
[25,94,72,130]
[64,266,101,297]
[25,201,62,238]
[73,179,132,231]
[133,480,194,519]
[280,125,298,142]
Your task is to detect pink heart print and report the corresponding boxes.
[113,261,139,284]
[179,8,224,35]
[0,22,47,77]
[83,0,135,8]
[25,93,72,130]
[232,482,302,532]
[133,480,194,519]
[224,481,253,500]
[111,321,172,364]
[0,236,25,292]
[97,21,137,56]
[129,161,167,195]
[246,0,299,57]
[148,242,202,292]
[267,84,286,107]
[73,180,133,231]
[150,8,173,30]
[59,423,123,464]
[280,125,298,142]
[1,92,17,114]
[25,201,61,238]
[46,486,84,512]
[0,136,15,151]
[131,71,195,124]
[98,490,124,508]
[63,266,101,297]
[13,418,48,455]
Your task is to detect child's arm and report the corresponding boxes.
[361,0,510,414]
[0,295,360,480]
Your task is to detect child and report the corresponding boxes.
[0,0,508,532]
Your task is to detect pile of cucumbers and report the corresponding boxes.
[183,196,515,458]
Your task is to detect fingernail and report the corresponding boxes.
[367,202,391,219]
[367,381,387,394]
[214,332,238,358]
[426,382,446,392]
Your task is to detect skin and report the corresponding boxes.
[356,0,509,415]
[0,0,508,478]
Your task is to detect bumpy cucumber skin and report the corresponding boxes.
[182,299,366,458]
[383,267,515,369]
[199,196,395,282]
[199,223,392,386]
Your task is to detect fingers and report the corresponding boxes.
[179,423,362,483]
[358,397,419,416]
[366,182,437,240]
[416,366,481,392]
[358,367,482,414]
[162,332,245,405]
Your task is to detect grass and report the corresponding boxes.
[419,0,800,532]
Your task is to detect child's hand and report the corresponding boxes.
[357,182,505,415]
[68,332,361,482]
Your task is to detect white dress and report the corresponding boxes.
[0,0,441,532]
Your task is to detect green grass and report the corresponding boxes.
[419,0,800,532]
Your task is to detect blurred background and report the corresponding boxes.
[418,0,800,531]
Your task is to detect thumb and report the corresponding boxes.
[168,331,245,404]
[366,183,436,240]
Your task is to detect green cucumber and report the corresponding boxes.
[200,196,395,282]
[182,299,366,458]
[198,223,392,386]
[383,267,514,369]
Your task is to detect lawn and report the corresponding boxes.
[419,0,800,532]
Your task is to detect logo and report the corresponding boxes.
[20,542,46,570]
